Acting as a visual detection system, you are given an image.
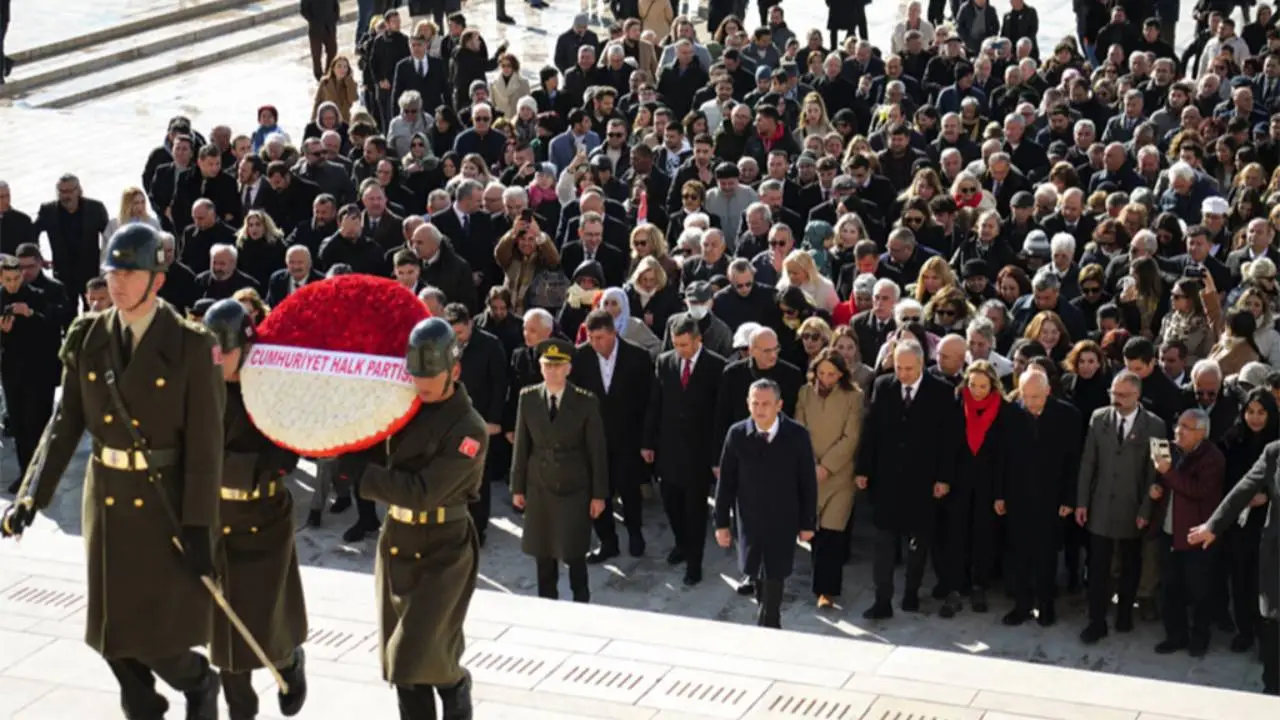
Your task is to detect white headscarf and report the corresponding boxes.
[603,287,630,334]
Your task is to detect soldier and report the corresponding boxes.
[202,298,309,719]
[1,223,227,719]
[343,317,488,720]
[510,338,609,602]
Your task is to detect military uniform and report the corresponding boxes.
[347,317,488,720]
[510,339,609,602]
[203,298,309,719]
[5,224,226,719]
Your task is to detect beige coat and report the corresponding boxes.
[795,382,864,530]
[639,0,674,40]
[490,71,532,122]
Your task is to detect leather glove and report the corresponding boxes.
[178,526,215,579]
[1,500,35,538]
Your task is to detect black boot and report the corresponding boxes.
[306,509,322,528]
[330,494,353,514]
[186,668,220,720]
[278,647,308,716]
[438,670,474,720]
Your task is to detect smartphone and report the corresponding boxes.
[1149,438,1171,462]
[521,208,534,222]
[1183,266,1205,279]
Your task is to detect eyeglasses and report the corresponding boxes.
[411,141,425,148]
[608,132,625,138]
[934,308,956,318]
[901,315,921,323]
[474,115,491,122]
[633,240,648,247]
[1081,285,1102,295]
[801,332,823,342]
[903,215,924,225]
[734,281,753,290]
[682,193,699,200]
[959,187,978,194]
[768,240,789,247]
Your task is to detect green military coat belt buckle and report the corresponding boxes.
[97,446,178,471]
[387,505,468,525]
[220,481,281,501]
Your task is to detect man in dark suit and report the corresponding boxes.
[267,162,321,234]
[415,223,477,313]
[445,303,508,546]
[172,145,241,232]
[850,279,900,364]
[1039,188,1095,260]
[558,212,628,288]
[1225,218,1280,287]
[265,245,323,307]
[33,173,110,310]
[360,182,404,254]
[13,243,73,335]
[981,154,1031,218]
[643,315,725,585]
[430,179,498,295]
[714,377,818,628]
[391,33,448,112]
[571,310,654,561]
[856,339,963,620]
[0,181,35,255]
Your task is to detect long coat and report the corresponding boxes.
[855,373,962,537]
[213,381,306,671]
[1076,406,1162,540]
[795,383,864,530]
[355,384,488,686]
[715,417,818,579]
[570,338,653,493]
[510,382,609,560]
[1208,440,1280,620]
[643,348,725,489]
[999,399,1082,543]
[16,301,225,659]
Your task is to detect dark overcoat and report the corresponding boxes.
[357,383,488,686]
[212,381,306,671]
[714,417,818,579]
[1208,441,1280,620]
[643,348,725,489]
[855,373,962,537]
[510,382,609,560]
[16,301,225,659]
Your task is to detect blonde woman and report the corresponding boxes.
[625,255,682,333]
[778,250,838,312]
[795,347,863,607]
[628,224,680,286]
[909,255,957,305]
[232,286,270,325]
[234,209,286,290]
[490,53,531,120]
[797,316,835,369]
[794,92,835,143]
[1022,310,1072,364]
[104,187,162,257]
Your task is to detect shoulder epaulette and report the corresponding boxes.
[521,384,541,395]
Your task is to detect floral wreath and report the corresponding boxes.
[239,274,430,457]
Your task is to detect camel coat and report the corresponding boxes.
[313,71,359,122]
[639,0,674,40]
[795,382,864,530]
[490,71,532,122]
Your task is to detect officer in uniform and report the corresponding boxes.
[343,317,488,720]
[2,223,227,719]
[510,338,609,602]
[202,298,309,719]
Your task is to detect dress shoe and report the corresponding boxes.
[586,544,620,564]
[931,585,947,600]
[497,13,516,23]
[438,669,473,719]
[682,567,702,586]
[1188,633,1209,658]
[1230,633,1254,653]
[1154,638,1188,654]
[342,518,379,543]
[186,668,220,720]
[121,693,169,720]
[1037,602,1057,627]
[1002,608,1031,626]
[1065,571,1081,594]
[938,592,961,619]
[862,601,893,620]
[1115,612,1134,633]
[628,533,645,557]
[816,595,834,609]
[1080,622,1108,644]
[970,586,988,613]
[665,547,685,565]
[278,647,308,716]
[735,577,756,596]
[305,510,322,528]
[329,495,353,514]
[1137,597,1159,622]
[901,592,920,612]
[477,530,487,548]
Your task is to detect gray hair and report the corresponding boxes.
[1132,229,1158,254]
[873,278,901,302]
[683,211,711,229]
[678,228,705,254]
[210,243,237,260]
[758,179,784,195]
[1019,368,1049,391]
[894,299,924,324]
[887,226,916,248]
[966,315,997,344]
[852,273,878,297]
[1113,369,1143,393]
[454,179,483,202]
[1180,408,1210,434]
[894,339,925,362]
[285,244,311,260]
[749,326,778,349]
[502,185,529,204]
[1076,119,1095,134]
[746,202,771,221]
[1190,359,1222,382]
[1050,233,1076,257]
[1031,267,1061,292]
[524,307,554,331]
[398,90,423,111]
[1168,161,1196,183]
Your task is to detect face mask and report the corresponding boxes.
[688,304,710,320]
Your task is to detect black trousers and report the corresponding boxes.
[1160,535,1215,643]
[396,684,437,720]
[659,476,710,567]
[536,557,589,602]
[1062,515,1089,582]
[810,528,845,597]
[872,528,930,603]
[927,0,946,24]
[307,23,338,81]
[1225,521,1262,640]
[1260,617,1280,695]
[754,577,784,628]
[1,374,54,478]
[1009,525,1059,611]
[0,0,9,71]
[937,488,998,593]
[220,669,258,720]
[1087,533,1142,625]
[593,450,643,547]
[353,473,381,528]
[105,652,210,718]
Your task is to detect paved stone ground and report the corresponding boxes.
[7,0,219,54]
[0,0,1272,708]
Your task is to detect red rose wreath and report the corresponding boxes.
[239,274,430,457]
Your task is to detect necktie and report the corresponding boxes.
[419,59,426,77]
[680,358,691,389]
[1117,418,1126,445]
[585,249,595,262]
[993,181,1001,196]
[461,214,470,233]
[903,386,914,409]
[120,325,134,368]
[548,394,558,421]
[242,186,252,209]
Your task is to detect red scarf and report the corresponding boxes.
[759,122,785,152]
[962,386,1001,455]
[954,191,983,209]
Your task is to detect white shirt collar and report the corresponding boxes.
[902,375,922,398]
[683,345,703,370]
[546,385,565,405]
[753,417,781,442]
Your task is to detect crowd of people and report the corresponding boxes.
[1,0,1279,698]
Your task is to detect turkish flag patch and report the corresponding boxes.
[211,346,223,366]
[458,437,481,458]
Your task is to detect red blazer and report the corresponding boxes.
[1158,440,1226,551]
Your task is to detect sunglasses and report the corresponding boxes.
[1081,285,1102,295]
[734,281,753,290]
[901,315,921,323]
[769,240,789,247]
[608,132,625,138]
[474,116,492,122]
[801,332,824,342]
[634,240,649,247]
[934,308,956,318]
[959,187,978,194]
[903,215,924,225]
[682,193,699,200]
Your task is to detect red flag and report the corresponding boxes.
[637,190,648,224]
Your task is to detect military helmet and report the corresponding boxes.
[405,317,459,378]
[202,299,255,352]
[101,223,167,272]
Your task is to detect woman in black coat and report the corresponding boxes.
[428,106,461,157]
[1060,338,1110,588]
[1217,389,1280,653]
[827,0,869,47]
[937,360,1012,618]
[450,29,504,110]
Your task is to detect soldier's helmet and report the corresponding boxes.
[101,223,167,272]
[202,298,256,352]
[406,317,459,378]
